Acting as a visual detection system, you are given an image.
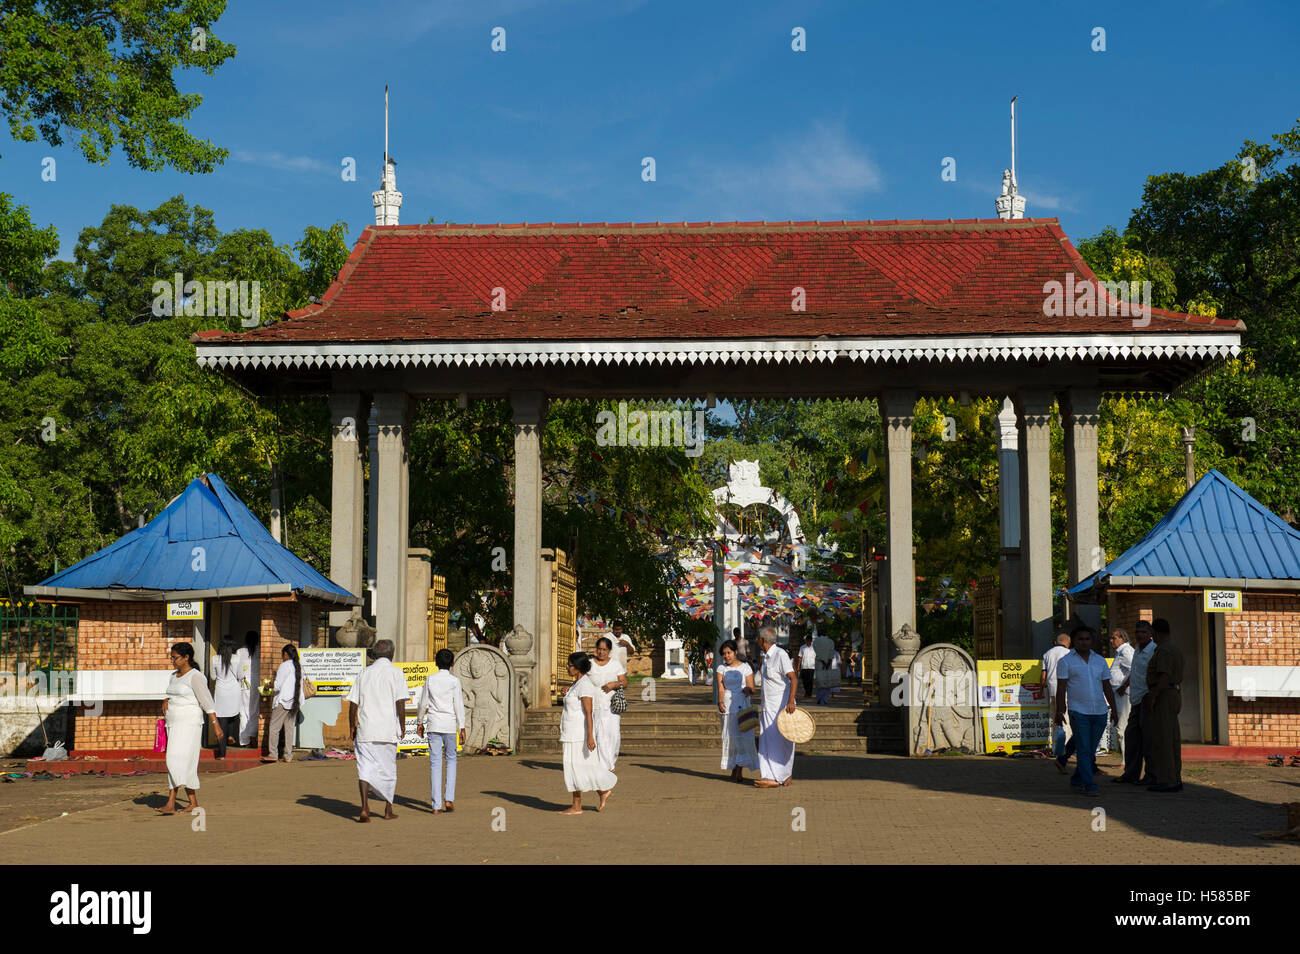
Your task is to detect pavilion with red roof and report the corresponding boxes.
[194,213,1242,705]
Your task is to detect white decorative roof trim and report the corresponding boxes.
[194,334,1241,370]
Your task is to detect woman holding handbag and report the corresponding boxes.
[157,642,223,815]
[587,636,627,773]
[717,639,758,782]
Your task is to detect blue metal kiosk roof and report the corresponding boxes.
[26,474,357,605]
[1069,468,1300,598]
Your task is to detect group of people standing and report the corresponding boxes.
[1042,618,1185,796]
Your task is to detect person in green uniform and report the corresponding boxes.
[1144,618,1184,792]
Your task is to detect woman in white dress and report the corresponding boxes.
[237,630,258,746]
[157,642,223,815]
[211,636,245,758]
[558,653,616,814]
[587,637,627,773]
[716,639,758,782]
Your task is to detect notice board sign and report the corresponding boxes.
[977,659,1049,752]
[166,600,204,620]
[299,648,366,695]
[1204,589,1242,612]
[976,659,1047,707]
[982,706,1051,752]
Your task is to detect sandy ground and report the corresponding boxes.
[1,751,1297,864]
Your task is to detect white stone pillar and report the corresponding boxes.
[365,403,379,617]
[882,390,917,637]
[1062,388,1103,633]
[1015,390,1054,657]
[511,391,546,707]
[997,398,1024,653]
[328,392,367,629]
[374,392,410,644]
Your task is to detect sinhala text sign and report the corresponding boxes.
[976,659,1049,752]
[166,600,204,620]
[299,648,367,695]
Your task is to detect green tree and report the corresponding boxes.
[0,0,236,172]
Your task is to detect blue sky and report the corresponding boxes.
[4,0,1298,260]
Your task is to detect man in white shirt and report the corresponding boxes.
[610,620,637,671]
[1114,621,1156,784]
[1054,626,1117,795]
[1041,632,1072,760]
[416,649,466,813]
[797,634,817,699]
[755,627,799,788]
[345,639,409,822]
[1108,629,1135,759]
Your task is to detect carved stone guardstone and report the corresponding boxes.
[905,643,982,757]
[453,643,519,753]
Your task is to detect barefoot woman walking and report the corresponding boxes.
[157,642,223,815]
[559,653,616,814]
[717,639,758,782]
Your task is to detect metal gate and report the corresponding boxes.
[0,601,77,677]
[973,575,1001,660]
[427,574,449,659]
[551,548,577,703]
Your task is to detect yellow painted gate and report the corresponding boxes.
[550,549,577,703]
[427,573,449,659]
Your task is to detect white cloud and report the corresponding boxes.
[686,122,883,217]
[231,150,336,176]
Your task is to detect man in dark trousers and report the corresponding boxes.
[797,633,817,699]
[1145,618,1185,792]
[1113,620,1156,784]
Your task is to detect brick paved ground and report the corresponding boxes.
[2,751,1297,864]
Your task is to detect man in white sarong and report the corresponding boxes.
[345,639,409,822]
[754,626,798,788]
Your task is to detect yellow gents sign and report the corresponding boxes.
[976,659,1046,707]
[977,659,1049,752]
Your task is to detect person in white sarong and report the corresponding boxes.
[345,639,409,822]
[754,626,798,788]
[716,639,757,781]
[156,642,223,815]
[237,631,258,746]
[558,653,616,813]
[587,637,627,772]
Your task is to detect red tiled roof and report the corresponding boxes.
[197,219,1240,345]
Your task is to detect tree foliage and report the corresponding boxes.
[0,0,236,171]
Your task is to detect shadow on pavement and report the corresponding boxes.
[518,760,562,772]
[481,789,568,811]
[629,762,730,782]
